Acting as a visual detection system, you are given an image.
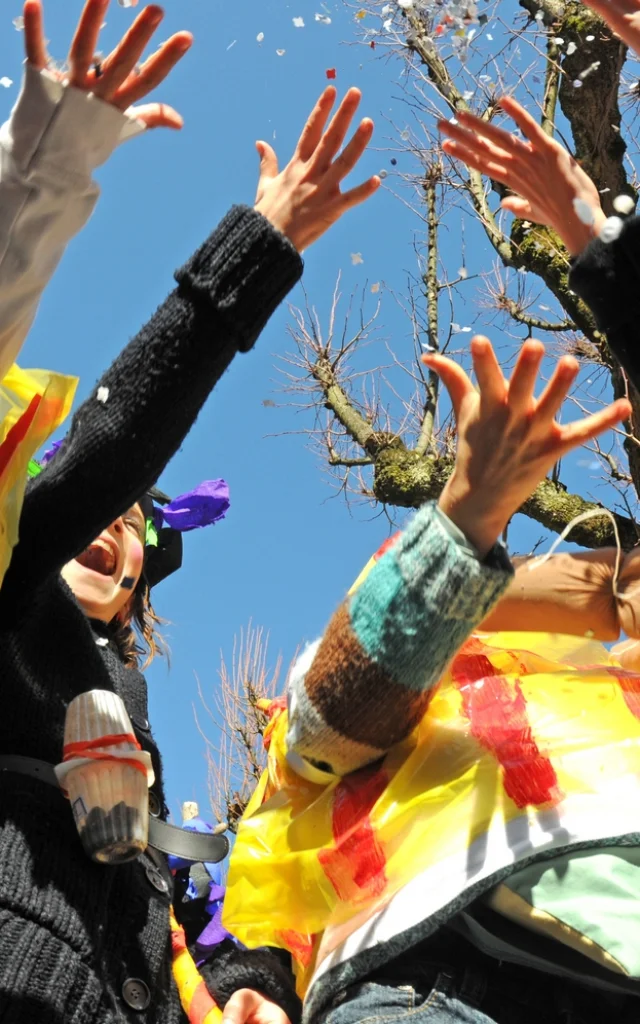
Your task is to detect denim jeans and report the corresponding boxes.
[321,945,639,1024]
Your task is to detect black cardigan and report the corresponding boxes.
[0,206,302,1023]
[569,216,640,392]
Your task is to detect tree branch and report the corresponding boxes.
[416,165,441,457]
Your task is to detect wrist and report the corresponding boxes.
[438,479,507,558]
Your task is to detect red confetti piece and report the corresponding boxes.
[370,40,376,48]
[326,67,336,79]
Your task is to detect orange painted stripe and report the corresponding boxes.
[189,980,219,1024]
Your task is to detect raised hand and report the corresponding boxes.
[423,337,631,556]
[438,97,605,255]
[254,87,380,252]
[581,0,640,56]
[24,0,192,130]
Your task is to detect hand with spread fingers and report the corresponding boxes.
[438,97,605,255]
[423,337,631,556]
[24,0,192,130]
[581,0,640,55]
[254,87,380,252]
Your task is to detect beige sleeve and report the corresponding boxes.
[479,547,640,641]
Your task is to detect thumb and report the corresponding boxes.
[256,140,279,180]
[500,195,533,219]
[421,352,474,421]
[129,103,184,130]
[222,989,261,1024]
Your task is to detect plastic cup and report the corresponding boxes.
[57,690,152,864]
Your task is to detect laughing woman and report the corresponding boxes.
[0,79,379,1024]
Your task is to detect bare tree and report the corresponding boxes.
[281,0,640,549]
[197,623,283,832]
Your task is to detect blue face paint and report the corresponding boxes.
[120,576,136,590]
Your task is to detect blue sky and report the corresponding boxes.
[0,0,630,822]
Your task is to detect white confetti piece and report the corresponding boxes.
[351,252,364,265]
[96,387,109,404]
[579,60,600,80]
[458,267,468,279]
[613,194,635,215]
[586,34,594,41]
[118,0,139,6]
[227,39,237,50]
[486,33,493,40]
[599,216,623,244]
[0,78,13,89]
[257,32,264,43]
[572,80,582,88]
[422,342,437,351]
[573,198,595,225]
[276,48,286,56]
[566,41,577,54]
[383,18,393,30]
[397,0,414,8]
[381,3,393,12]
[535,10,544,20]
[315,13,332,24]
[293,16,305,28]
[379,169,388,179]
[463,90,475,101]
[12,15,24,30]
[553,37,564,44]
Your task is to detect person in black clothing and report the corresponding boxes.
[0,31,380,1023]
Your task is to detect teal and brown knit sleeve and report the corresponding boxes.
[286,502,514,777]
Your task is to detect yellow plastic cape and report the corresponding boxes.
[0,364,76,586]
[224,544,640,998]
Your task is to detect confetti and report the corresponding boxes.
[0,78,13,89]
[356,9,367,18]
[257,32,264,43]
[486,33,493,40]
[535,10,545,20]
[397,0,414,8]
[276,48,286,56]
[371,282,381,293]
[422,342,437,351]
[12,15,24,30]
[383,18,393,30]
[118,0,139,6]
[566,41,577,55]
[458,267,468,279]
[579,60,600,81]
[586,34,595,41]
[326,67,336,79]
[573,198,595,225]
[572,80,582,88]
[390,157,397,165]
[613,194,635,215]
[463,90,475,100]
[381,3,393,12]
[553,37,564,44]
[227,40,237,50]
[293,16,305,28]
[600,216,623,244]
[379,169,388,179]
[96,387,109,404]
[315,13,332,24]
[351,253,364,265]
[262,399,276,408]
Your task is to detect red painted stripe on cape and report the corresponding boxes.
[606,666,640,721]
[318,764,388,902]
[0,393,41,478]
[171,923,188,955]
[277,929,315,970]
[451,639,561,808]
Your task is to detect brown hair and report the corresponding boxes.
[109,578,168,670]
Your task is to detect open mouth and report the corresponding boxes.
[75,539,118,577]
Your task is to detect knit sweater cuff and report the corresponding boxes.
[568,216,640,334]
[200,947,302,1024]
[174,205,303,353]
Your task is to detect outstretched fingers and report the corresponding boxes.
[470,335,507,408]
[498,96,549,147]
[114,31,193,109]
[68,0,109,86]
[557,399,632,451]
[422,351,476,420]
[534,356,580,423]
[296,87,337,162]
[311,88,363,175]
[23,0,48,70]
[129,102,183,129]
[91,4,164,99]
[507,340,544,413]
[327,117,374,185]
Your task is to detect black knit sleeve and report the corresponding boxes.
[7,206,302,589]
[199,943,302,1024]
[568,216,640,392]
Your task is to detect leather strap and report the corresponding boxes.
[0,755,229,864]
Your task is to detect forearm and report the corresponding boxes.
[0,65,141,377]
[568,217,640,393]
[286,503,513,778]
[479,546,640,641]
[10,206,303,586]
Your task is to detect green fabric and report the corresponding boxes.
[504,847,640,976]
